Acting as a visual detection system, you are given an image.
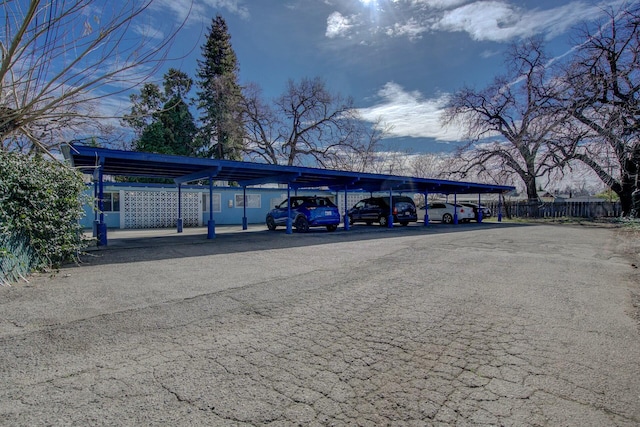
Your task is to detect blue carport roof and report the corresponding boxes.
[63,144,514,195]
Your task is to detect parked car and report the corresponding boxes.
[347,196,418,226]
[266,196,340,232]
[423,202,475,224]
[460,202,492,220]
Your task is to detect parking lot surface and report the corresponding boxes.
[1,223,639,426]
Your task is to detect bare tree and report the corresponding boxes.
[442,38,566,200]
[325,118,390,173]
[365,149,412,175]
[556,5,640,216]
[240,82,281,164]
[241,77,373,167]
[0,0,185,154]
[410,153,448,179]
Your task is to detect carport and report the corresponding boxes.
[63,144,515,246]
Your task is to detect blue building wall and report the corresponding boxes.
[81,182,338,229]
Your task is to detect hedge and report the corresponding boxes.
[0,151,87,285]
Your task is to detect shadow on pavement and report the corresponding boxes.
[73,221,535,268]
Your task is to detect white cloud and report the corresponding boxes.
[433,1,615,42]
[385,17,429,40]
[328,0,621,43]
[480,49,501,58]
[356,82,465,142]
[433,1,518,41]
[202,0,250,19]
[410,0,471,9]
[149,0,249,26]
[134,24,165,40]
[149,0,204,24]
[326,11,353,38]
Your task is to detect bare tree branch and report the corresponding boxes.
[442,38,566,200]
[557,5,640,215]
[241,77,380,168]
[1,0,188,154]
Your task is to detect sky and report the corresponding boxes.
[129,0,631,155]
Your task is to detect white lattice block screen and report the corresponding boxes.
[337,193,365,214]
[122,191,201,229]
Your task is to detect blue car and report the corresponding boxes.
[266,196,341,232]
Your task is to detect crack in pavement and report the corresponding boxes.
[1,225,639,426]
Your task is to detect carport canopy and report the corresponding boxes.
[64,143,514,244]
[63,144,514,195]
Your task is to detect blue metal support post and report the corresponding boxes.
[344,186,350,231]
[286,185,293,234]
[453,193,459,225]
[498,193,503,222]
[423,190,429,226]
[177,184,183,233]
[92,180,99,237]
[477,193,483,223]
[242,187,248,230]
[97,167,108,246]
[207,177,216,239]
[388,189,394,228]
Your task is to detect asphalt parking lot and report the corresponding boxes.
[1,222,639,426]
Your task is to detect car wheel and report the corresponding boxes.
[379,215,388,227]
[266,216,277,230]
[294,216,310,233]
[442,213,453,224]
[326,224,338,232]
[348,215,354,225]
[400,221,409,226]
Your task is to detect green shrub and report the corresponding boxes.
[0,231,38,285]
[0,151,87,284]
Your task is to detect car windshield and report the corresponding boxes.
[277,199,295,209]
[314,198,336,207]
[277,197,335,209]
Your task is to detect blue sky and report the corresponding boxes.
[133,0,631,154]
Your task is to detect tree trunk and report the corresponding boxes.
[616,154,639,217]
[525,175,539,201]
[616,179,635,217]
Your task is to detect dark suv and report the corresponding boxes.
[347,196,417,226]
[266,196,341,232]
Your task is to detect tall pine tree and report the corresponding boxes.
[196,15,245,160]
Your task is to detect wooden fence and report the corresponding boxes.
[482,200,622,219]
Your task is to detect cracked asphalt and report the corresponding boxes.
[1,223,639,426]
